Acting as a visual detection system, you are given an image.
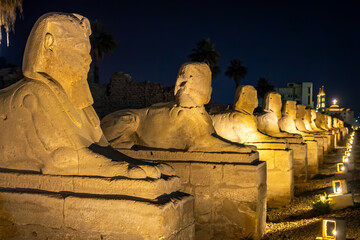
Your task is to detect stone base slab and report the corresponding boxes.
[329,193,354,210]
[0,189,194,240]
[0,169,194,240]
[117,149,266,240]
[0,169,181,200]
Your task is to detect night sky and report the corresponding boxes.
[1,0,360,116]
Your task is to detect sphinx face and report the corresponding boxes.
[233,85,258,114]
[50,22,92,86]
[304,109,312,122]
[282,101,297,120]
[311,109,317,122]
[265,92,282,119]
[188,66,212,106]
[296,105,306,119]
[175,63,212,107]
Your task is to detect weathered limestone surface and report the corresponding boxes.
[0,189,194,240]
[256,92,308,182]
[211,86,293,207]
[0,169,181,200]
[117,149,266,240]
[0,12,194,239]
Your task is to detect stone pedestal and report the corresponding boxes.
[0,169,194,240]
[288,143,308,182]
[329,193,354,210]
[303,139,318,178]
[255,145,293,207]
[117,149,266,240]
[313,136,324,167]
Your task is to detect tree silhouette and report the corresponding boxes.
[188,38,221,77]
[90,20,116,83]
[225,59,248,87]
[256,77,275,100]
[0,0,23,46]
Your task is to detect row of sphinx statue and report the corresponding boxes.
[0,12,347,239]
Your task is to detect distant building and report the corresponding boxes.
[275,82,314,108]
[314,86,354,125]
[323,99,355,126]
[316,85,326,111]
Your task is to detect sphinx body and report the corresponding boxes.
[0,13,169,179]
[256,92,302,141]
[211,85,287,145]
[211,86,295,207]
[101,62,254,153]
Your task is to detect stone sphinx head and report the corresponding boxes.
[263,91,282,119]
[22,12,93,110]
[326,115,332,129]
[304,109,312,123]
[233,85,258,114]
[296,104,306,120]
[174,62,212,107]
[311,109,317,122]
[282,100,297,120]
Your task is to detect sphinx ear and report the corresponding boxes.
[45,33,54,51]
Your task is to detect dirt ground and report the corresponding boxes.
[262,131,360,240]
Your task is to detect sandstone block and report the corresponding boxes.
[0,191,64,228]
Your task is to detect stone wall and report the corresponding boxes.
[91,72,175,118]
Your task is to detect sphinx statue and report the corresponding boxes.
[101,62,255,153]
[211,85,288,144]
[295,104,327,160]
[278,100,320,176]
[211,86,295,206]
[256,92,309,182]
[0,12,171,179]
[256,92,302,140]
[0,13,197,239]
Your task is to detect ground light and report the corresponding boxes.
[332,180,346,195]
[342,156,348,163]
[315,217,346,240]
[336,163,345,173]
[328,180,353,210]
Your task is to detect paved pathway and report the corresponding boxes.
[262,131,360,240]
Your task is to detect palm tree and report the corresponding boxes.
[188,38,221,77]
[225,59,248,87]
[90,20,116,83]
[0,0,23,46]
[256,77,275,100]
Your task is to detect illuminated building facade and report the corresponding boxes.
[275,82,314,108]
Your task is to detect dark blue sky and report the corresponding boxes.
[1,0,360,115]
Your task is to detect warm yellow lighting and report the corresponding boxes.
[342,156,348,163]
[333,180,343,194]
[350,140,353,144]
[320,195,326,202]
[333,99,337,105]
[337,163,345,173]
[323,219,336,238]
